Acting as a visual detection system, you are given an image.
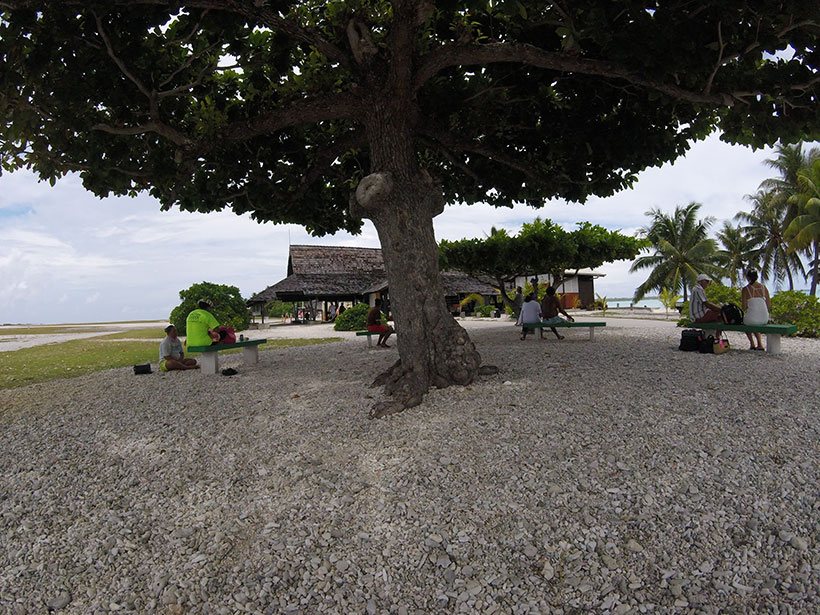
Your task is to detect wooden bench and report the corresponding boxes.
[355,330,397,348]
[699,323,797,355]
[187,339,267,374]
[522,321,607,340]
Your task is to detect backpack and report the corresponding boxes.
[721,303,744,324]
[679,329,703,351]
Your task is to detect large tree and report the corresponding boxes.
[439,218,645,310]
[715,221,758,287]
[788,158,820,295]
[737,189,806,290]
[630,202,720,302]
[1,2,817,416]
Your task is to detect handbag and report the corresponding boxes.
[133,363,152,375]
[698,335,715,354]
[713,335,730,354]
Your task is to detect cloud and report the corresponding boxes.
[0,134,816,323]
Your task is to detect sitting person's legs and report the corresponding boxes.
[694,307,722,323]
[162,357,198,371]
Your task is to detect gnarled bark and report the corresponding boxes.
[355,171,482,418]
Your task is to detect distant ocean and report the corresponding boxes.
[607,297,665,309]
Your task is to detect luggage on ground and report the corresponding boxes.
[679,329,704,351]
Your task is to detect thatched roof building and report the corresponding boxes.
[248,245,498,307]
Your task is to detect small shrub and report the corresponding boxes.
[459,293,485,309]
[265,300,294,317]
[333,303,371,331]
[594,294,608,315]
[659,288,681,316]
[169,281,250,335]
[771,291,820,337]
[476,304,495,317]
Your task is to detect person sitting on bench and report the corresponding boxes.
[518,293,542,340]
[186,298,221,347]
[159,325,199,371]
[690,274,722,325]
[540,286,575,340]
[367,299,394,348]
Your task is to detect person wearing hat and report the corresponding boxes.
[159,324,199,371]
[690,274,722,324]
[186,298,221,347]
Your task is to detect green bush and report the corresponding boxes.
[333,303,371,331]
[265,300,294,317]
[169,281,251,335]
[771,291,820,337]
[476,304,495,317]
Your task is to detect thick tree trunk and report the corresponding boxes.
[354,171,483,418]
[812,240,819,297]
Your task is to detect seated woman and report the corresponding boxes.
[741,269,770,351]
[518,293,542,340]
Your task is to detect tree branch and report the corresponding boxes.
[418,127,544,184]
[415,42,748,106]
[294,131,367,200]
[92,120,191,146]
[93,11,153,99]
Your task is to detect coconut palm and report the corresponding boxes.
[630,202,720,302]
[736,190,805,290]
[715,221,758,287]
[787,158,820,295]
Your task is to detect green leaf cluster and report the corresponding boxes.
[169,281,250,336]
[770,291,820,338]
[440,218,645,297]
[264,300,295,318]
[333,303,371,331]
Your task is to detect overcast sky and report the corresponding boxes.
[0,133,814,324]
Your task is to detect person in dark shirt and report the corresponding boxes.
[366,299,394,348]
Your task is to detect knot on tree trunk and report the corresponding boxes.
[353,172,394,216]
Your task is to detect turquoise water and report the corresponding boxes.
[607,298,665,309]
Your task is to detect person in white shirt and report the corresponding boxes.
[159,325,199,371]
[518,293,543,340]
[689,274,722,324]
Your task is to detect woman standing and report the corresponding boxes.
[741,269,770,351]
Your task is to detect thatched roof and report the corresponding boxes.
[249,245,498,304]
[288,245,384,276]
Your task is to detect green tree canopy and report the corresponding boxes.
[2,2,817,415]
[169,281,251,336]
[440,218,645,307]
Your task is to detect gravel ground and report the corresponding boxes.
[1,318,818,614]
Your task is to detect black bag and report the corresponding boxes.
[698,335,716,354]
[679,329,703,351]
[721,303,744,324]
[133,363,152,375]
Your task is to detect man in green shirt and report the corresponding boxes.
[186,298,221,347]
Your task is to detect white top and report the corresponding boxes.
[520,300,542,324]
[690,285,707,321]
[744,284,769,325]
[159,336,184,362]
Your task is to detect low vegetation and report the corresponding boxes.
[333,303,370,331]
[0,337,341,390]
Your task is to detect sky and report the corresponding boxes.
[0,133,813,324]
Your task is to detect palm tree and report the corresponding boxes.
[788,158,820,295]
[630,202,720,302]
[736,190,805,290]
[715,221,758,287]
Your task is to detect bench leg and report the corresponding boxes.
[200,351,219,374]
[766,334,781,355]
[366,333,373,348]
[589,327,594,341]
[243,345,259,365]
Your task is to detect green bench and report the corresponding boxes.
[521,321,607,340]
[699,323,797,355]
[187,339,267,374]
